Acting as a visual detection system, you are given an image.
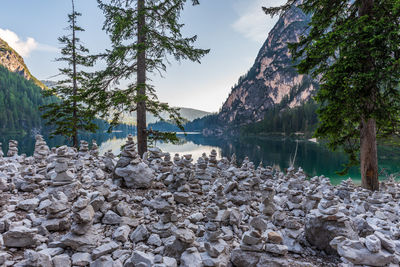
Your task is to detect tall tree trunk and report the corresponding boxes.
[359,0,378,190]
[72,0,78,148]
[137,0,147,156]
[360,118,379,190]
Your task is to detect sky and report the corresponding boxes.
[0,0,284,112]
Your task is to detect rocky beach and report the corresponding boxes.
[0,135,399,266]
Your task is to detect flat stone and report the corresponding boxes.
[264,243,288,256]
[3,226,36,248]
[92,241,119,260]
[17,198,39,211]
[72,252,92,266]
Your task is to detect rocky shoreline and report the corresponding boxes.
[0,135,399,266]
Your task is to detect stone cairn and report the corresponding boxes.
[43,191,71,232]
[71,195,95,235]
[90,140,99,157]
[50,146,76,186]
[103,149,116,172]
[79,140,89,158]
[114,134,154,188]
[7,140,18,157]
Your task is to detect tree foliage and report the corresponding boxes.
[87,0,209,155]
[264,0,400,189]
[40,0,97,147]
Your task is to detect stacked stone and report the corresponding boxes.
[148,147,163,171]
[182,154,193,168]
[7,140,18,157]
[208,149,218,168]
[42,192,71,232]
[19,166,40,192]
[114,135,154,188]
[90,140,99,157]
[50,146,76,186]
[260,181,276,217]
[240,217,266,252]
[194,156,210,180]
[305,190,357,255]
[79,140,89,158]
[71,196,95,235]
[33,135,49,163]
[159,152,173,173]
[103,150,116,172]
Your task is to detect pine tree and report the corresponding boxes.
[40,0,97,147]
[89,0,209,156]
[264,0,400,190]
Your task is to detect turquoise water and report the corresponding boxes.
[2,132,400,184]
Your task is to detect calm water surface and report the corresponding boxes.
[2,132,400,184]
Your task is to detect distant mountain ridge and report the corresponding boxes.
[0,38,46,89]
[120,107,212,125]
[218,5,318,125]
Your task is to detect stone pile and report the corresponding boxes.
[7,140,18,157]
[50,146,76,186]
[2,137,400,266]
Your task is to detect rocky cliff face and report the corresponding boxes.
[0,38,45,89]
[219,5,318,125]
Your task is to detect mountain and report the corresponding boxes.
[218,5,318,126]
[120,107,212,125]
[0,65,53,134]
[0,38,46,89]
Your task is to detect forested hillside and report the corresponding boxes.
[0,65,54,134]
[240,101,319,138]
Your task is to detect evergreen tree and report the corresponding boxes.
[89,0,209,156]
[40,0,97,147]
[264,0,400,190]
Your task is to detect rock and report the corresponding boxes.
[268,231,283,244]
[264,243,288,256]
[102,210,122,225]
[130,224,149,243]
[61,230,98,251]
[173,192,192,205]
[180,247,202,267]
[127,251,154,266]
[365,234,381,253]
[53,254,71,267]
[115,162,155,189]
[305,210,358,254]
[17,198,39,211]
[375,231,396,254]
[174,228,195,244]
[92,241,119,260]
[113,225,130,242]
[334,238,394,266]
[72,252,92,266]
[147,233,162,246]
[3,226,37,248]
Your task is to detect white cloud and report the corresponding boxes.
[233,0,285,43]
[0,28,57,57]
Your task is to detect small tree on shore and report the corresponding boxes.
[88,0,209,156]
[264,0,400,190]
[41,0,97,147]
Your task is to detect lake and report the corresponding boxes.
[1,132,400,184]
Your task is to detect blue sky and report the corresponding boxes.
[0,0,284,112]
